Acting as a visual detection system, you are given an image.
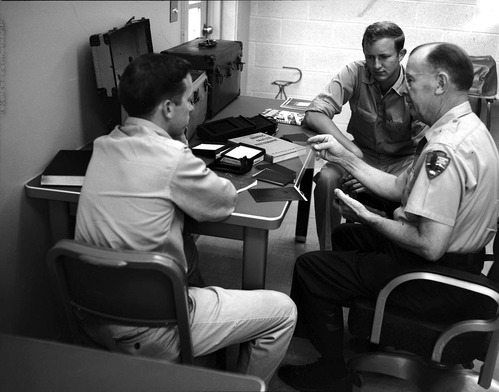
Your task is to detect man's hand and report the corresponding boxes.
[308,134,351,163]
[341,174,367,196]
[333,188,372,223]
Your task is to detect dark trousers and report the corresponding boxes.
[290,223,485,374]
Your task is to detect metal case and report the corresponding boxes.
[186,70,209,141]
[90,17,153,98]
[162,39,244,119]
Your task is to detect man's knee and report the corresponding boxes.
[294,251,326,281]
[259,291,297,330]
[314,165,343,193]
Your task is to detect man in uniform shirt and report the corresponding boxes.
[305,21,426,250]
[278,43,499,392]
[74,53,297,387]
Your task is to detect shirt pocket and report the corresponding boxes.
[383,117,413,145]
[349,105,377,149]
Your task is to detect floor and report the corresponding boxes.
[195,97,499,391]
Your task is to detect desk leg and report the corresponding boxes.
[242,227,268,290]
[295,168,313,243]
[48,200,73,243]
[487,99,493,131]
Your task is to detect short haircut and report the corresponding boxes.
[362,21,405,53]
[411,42,474,92]
[119,53,191,117]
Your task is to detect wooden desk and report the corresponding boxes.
[0,333,265,392]
[25,96,314,290]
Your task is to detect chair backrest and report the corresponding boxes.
[486,230,499,281]
[46,239,194,364]
[469,55,497,98]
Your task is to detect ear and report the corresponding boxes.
[160,99,175,120]
[435,72,449,95]
[398,48,407,62]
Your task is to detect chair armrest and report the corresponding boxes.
[370,264,499,362]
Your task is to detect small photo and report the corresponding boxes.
[280,97,313,111]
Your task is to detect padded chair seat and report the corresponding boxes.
[348,297,489,365]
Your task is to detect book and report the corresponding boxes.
[280,133,309,144]
[280,97,313,111]
[213,170,258,193]
[191,142,233,159]
[41,150,92,186]
[229,132,307,163]
[261,108,305,126]
[249,185,307,202]
[252,168,295,187]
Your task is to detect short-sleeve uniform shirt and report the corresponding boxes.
[307,60,426,160]
[394,102,499,253]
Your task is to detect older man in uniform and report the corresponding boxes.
[278,42,499,392]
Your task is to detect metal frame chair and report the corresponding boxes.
[272,66,302,100]
[46,239,194,364]
[347,233,499,391]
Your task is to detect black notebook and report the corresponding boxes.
[252,168,295,186]
[41,150,92,186]
[249,186,307,202]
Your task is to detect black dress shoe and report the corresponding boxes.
[278,361,353,392]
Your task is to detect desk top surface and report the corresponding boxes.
[25,96,313,230]
[0,333,265,392]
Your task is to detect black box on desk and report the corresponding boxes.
[162,39,243,119]
[196,116,256,142]
[90,17,153,98]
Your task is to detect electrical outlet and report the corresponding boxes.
[170,1,179,23]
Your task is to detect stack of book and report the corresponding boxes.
[229,132,307,163]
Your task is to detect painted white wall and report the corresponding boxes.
[245,0,499,131]
[1,0,499,338]
[0,1,181,337]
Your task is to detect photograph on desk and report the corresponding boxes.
[260,107,305,126]
[279,97,313,111]
[191,141,234,159]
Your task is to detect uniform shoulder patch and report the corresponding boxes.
[425,150,450,179]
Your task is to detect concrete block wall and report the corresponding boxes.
[245,0,499,130]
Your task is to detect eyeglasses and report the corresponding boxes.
[405,72,438,88]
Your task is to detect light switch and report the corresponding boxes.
[170,1,179,23]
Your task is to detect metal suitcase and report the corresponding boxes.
[186,70,209,141]
[90,17,153,98]
[162,39,244,119]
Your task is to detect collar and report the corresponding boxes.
[119,117,172,139]
[425,102,473,141]
[362,62,406,96]
[391,65,406,96]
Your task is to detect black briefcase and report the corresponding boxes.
[162,39,244,119]
[90,17,153,98]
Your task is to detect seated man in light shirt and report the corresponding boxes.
[74,53,297,387]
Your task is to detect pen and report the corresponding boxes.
[252,168,266,177]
